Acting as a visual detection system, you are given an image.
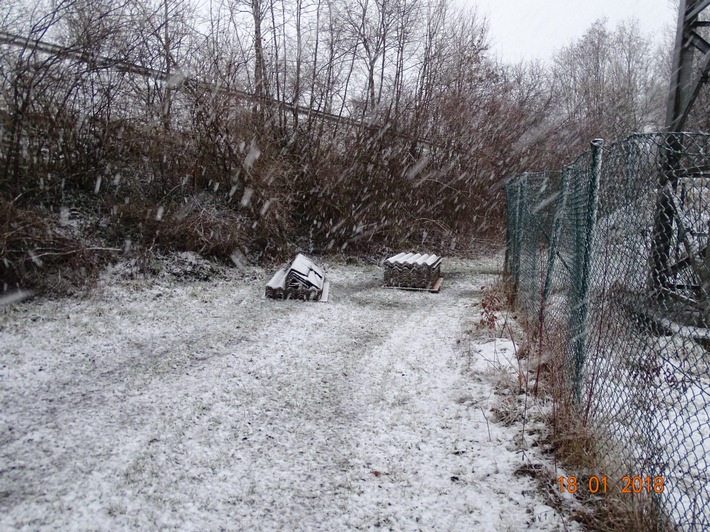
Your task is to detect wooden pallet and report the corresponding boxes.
[382,277,443,293]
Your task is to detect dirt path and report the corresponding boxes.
[0,256,573,530]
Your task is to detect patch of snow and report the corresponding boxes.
[0,256,578,530]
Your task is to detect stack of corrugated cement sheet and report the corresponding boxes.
[265,268,288,299]
[265,253,329,301]
[384,252,442,289]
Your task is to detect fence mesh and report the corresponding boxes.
[506,133,710,531]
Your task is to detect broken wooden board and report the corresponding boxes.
[320,280,331,303]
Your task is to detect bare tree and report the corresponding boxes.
[551,17,665,148]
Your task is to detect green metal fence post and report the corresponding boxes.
[512,175,526,296]
[504,181,514,278]
[571,140,603,403]
[625,136,633,206]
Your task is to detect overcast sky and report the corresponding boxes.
[460,0,678,63]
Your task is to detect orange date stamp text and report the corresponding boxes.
[557,476,665,494]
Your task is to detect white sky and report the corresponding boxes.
[460,0,678,63]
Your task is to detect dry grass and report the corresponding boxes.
[573,493,674,532]
[494,269,677,531]
[527,319,675,531]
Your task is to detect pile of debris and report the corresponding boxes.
[384,252,442,289]
[265,252,441,301]
[265,253,328,301]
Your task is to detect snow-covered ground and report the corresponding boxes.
[0,255,575,531]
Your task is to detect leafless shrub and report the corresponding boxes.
[0,198,112,295]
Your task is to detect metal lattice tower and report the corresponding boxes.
[650,0,710,294]
[666,0,710,131]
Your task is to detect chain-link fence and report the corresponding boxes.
[506,133,710,531]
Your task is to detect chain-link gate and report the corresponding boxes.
[506,133,710,531]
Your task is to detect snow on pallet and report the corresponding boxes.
[384,252,442,290]
[265,253,329,301]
